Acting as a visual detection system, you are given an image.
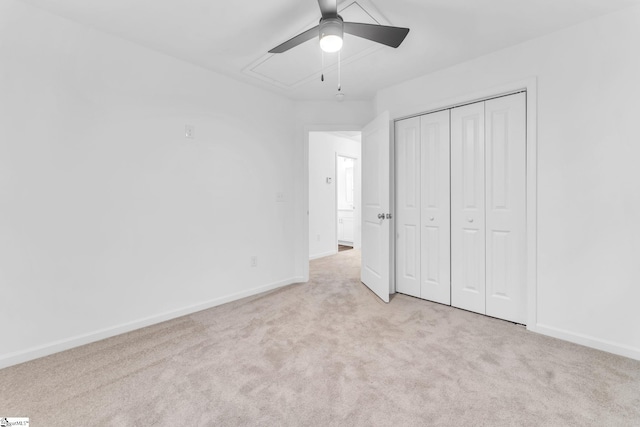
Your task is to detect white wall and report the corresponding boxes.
[0,1,297,367]
[375,5,640,359]
[308,133,361,259]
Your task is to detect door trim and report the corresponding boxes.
[391,78,538,329]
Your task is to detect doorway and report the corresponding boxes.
[308,131,362,260]
[337,154,356,250]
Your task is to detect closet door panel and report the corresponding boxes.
[451,102,486,314]
[485,93,527,323]
[420,110,451,305]
[395,117,421,298]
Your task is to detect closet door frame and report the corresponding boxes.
[391,78,538,330]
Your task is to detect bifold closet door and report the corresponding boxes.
[451,102,486,315]
[396,93,526,322]
[395,117,421,298]
[485,93,527,324]
[420,110,451,305]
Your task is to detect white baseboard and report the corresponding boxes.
[309,250,338,260]
[0,277,298,370]
[530,323,640,361]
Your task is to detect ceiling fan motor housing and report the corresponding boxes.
[319,16,344,42]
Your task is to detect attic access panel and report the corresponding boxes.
[243,0,391,89]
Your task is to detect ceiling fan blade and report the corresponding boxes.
[268,25,319,53]
[343,22,410,48]
[317,0,338,18]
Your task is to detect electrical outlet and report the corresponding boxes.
[250,256,258,267]
[276,192,285,202]
[185,125,195,139]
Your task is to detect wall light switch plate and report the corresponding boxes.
[185,125,195,139]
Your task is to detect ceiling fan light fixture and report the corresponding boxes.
[268,1,409,56]
[320,34,343,53]
[319,17,344,53]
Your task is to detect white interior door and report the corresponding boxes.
[420,110,451,305]
[361,111,391,303]
[395,117,421,298]
[485,93,527,323]
[451,102,486,314]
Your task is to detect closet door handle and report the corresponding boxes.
[377,213,385,219]
[467,218,474,223]
[429,217,435,221]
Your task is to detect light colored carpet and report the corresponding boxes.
[1,249,639,426]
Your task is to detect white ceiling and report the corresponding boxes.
[19,0,640,101]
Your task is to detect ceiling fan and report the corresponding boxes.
[268,0,410,54]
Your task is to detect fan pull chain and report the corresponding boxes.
[321,51,325,82]
[337,50,342,92]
